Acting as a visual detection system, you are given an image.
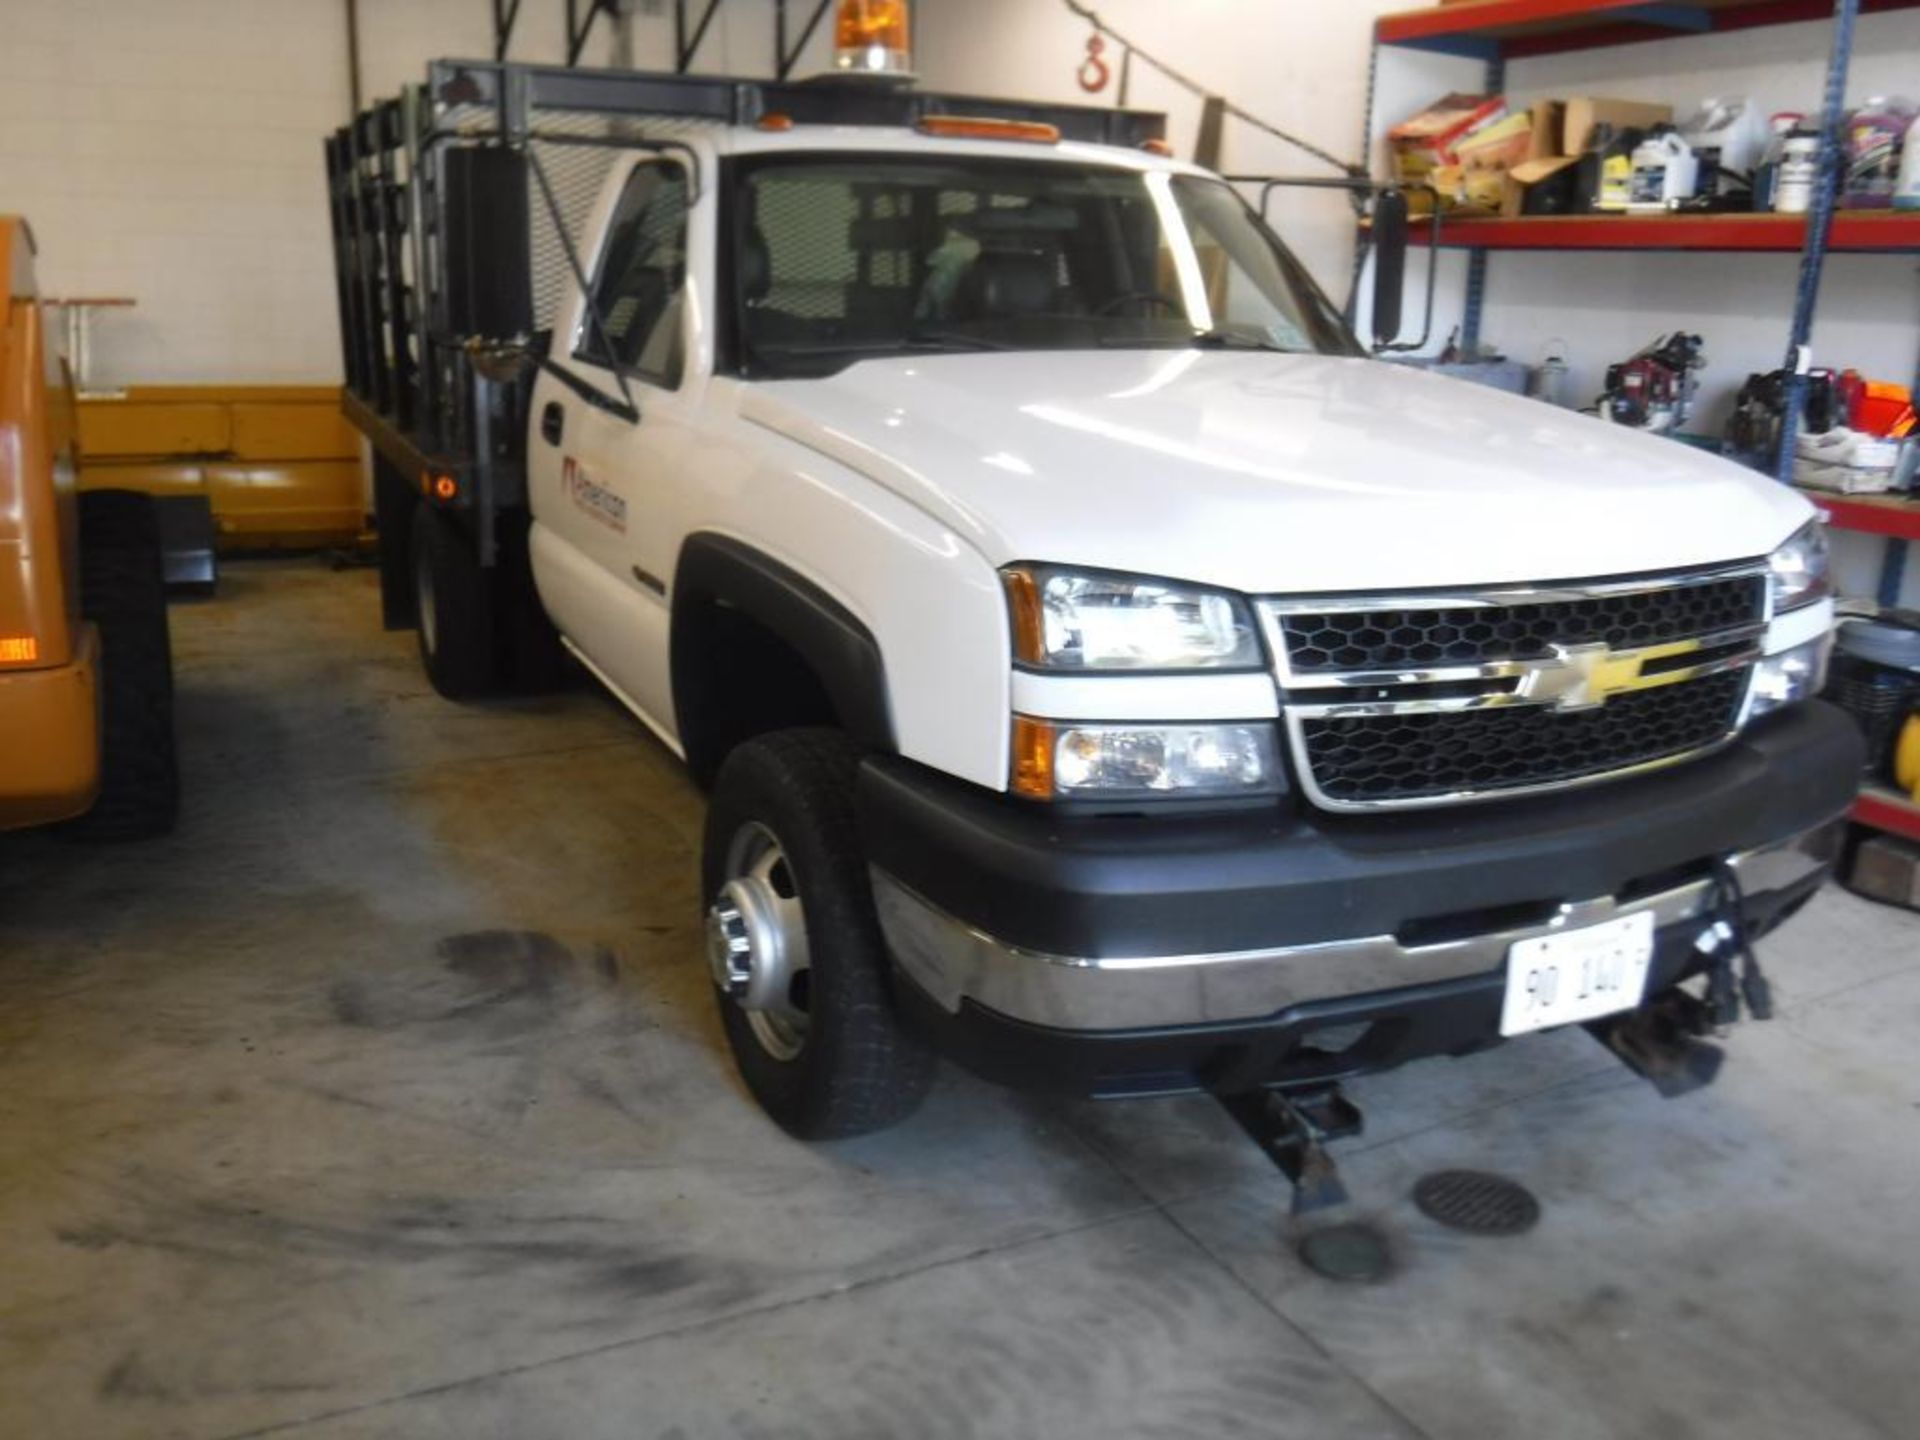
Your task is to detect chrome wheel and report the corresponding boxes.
[706,822,811,1060]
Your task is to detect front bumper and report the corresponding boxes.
[859,701,1861,1096]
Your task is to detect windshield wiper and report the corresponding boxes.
[1188,328,1292,352]
[756,332,1011,359]
[903,329,1015,351]
[1096,328,1292,353]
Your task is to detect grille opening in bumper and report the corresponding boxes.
[1394,898,1567,949]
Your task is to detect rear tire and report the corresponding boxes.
[702,729,936,1138]
[410,502,499,699]
[64,490,179,841]
[493,516,570,694]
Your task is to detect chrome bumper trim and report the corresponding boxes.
[871,818,1843,1033]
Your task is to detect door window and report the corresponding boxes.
[576,161,689,387]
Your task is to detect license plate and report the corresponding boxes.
[1499,910,1655,1037]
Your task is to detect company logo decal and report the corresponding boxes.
[562,456,626,534]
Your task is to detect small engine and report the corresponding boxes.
[1599,332,1706,432]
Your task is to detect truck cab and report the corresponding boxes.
[332,59,1860,1147]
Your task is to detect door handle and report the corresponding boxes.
[541,401,564,446]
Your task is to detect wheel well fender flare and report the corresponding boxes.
[671,533,895,755]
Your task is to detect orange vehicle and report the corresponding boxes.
[0,216,177,840]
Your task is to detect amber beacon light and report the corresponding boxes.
[834,0,911,75]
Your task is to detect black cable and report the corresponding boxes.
[1712,858,1774,1020]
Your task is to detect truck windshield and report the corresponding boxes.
[731,153,1361,379]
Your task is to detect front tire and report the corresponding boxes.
[702,730,935,1138]
[64,490,179,841]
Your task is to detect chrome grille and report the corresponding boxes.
[1263,565,1768,811]
[1299,670,1749,805]
[1279,574,1765,673]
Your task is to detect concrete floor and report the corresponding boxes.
[2,557,1917,1440]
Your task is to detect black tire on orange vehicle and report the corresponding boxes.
[63,490,179,842]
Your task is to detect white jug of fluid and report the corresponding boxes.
[1627,129,1700,211]
[1680,97,1768,197]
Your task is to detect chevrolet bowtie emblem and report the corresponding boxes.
[1523,642,1647,711]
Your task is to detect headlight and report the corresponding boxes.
[1747,635,1832,720]
[1011,717,1280,800]
[1002,565,1260,671]
[1768,520,1830,614]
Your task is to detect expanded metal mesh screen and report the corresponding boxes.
[752,175,863,320]
[436,105,713,333]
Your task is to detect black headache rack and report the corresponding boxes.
[324,57,1168,570]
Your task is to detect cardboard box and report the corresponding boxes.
[1563,97,1672,157]
[1457,110,1537,212]
[1388,93,1507,194]
[1497,97,1674,216]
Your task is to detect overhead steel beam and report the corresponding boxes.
[775,0,833,80]
[675,0,725,74]
[493,0,525,60]
[566,0,616,66]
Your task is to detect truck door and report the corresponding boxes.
[527,157,696,744]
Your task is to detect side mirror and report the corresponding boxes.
[1370,188,1409,351]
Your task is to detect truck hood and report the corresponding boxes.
[737,350,1813,594]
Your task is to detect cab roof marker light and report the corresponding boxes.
[756,113,795,132]
[916,116,1061,145]
[834,0,912,75]
[1140,138,1174,157]
[916,115,1059,145]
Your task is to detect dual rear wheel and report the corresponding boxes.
[408,502,568,699]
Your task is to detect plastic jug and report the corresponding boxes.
[1753,111,1805,210]
[1680,97,1767,198]
[1897,114,1920,210]
[1627,128,1700,211]
[1844,97,1915,208]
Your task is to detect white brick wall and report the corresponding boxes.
[0,0,827,385]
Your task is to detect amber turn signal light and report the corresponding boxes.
[0,636,38,664]
[1010,715,1055,799]
[1001,568,1045,665]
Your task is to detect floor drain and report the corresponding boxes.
[1412,1169,1540,1236]
[1297,1222,1393,1283]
